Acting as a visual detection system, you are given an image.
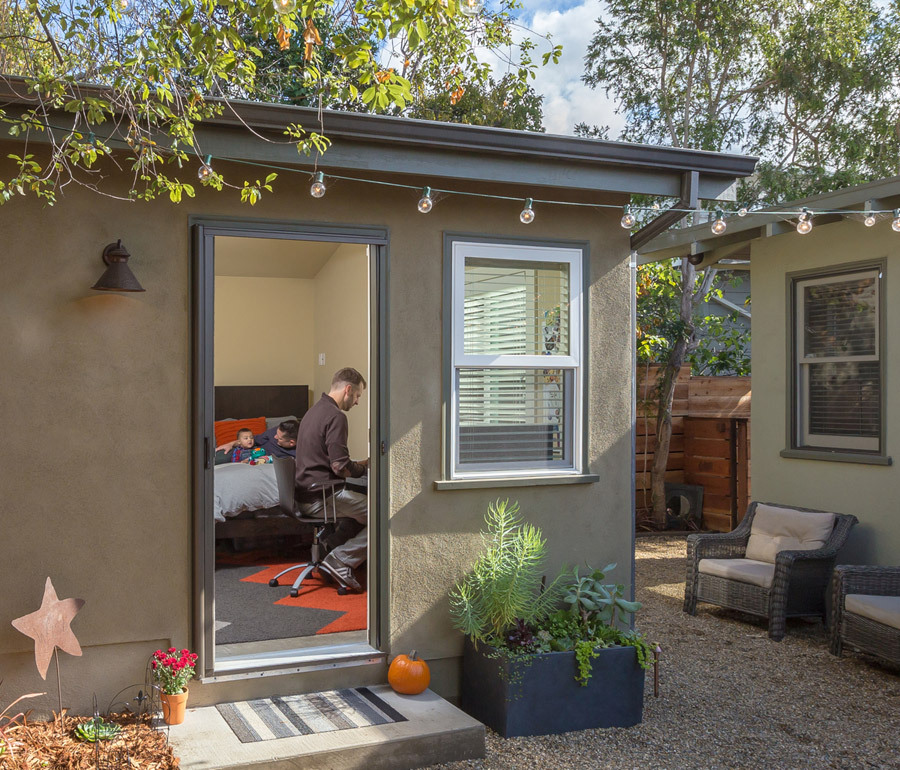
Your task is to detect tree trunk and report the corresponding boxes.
[649,260,697,526]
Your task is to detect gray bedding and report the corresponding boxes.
[213,463,280,522]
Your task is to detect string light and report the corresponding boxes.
[893,209,900,233]
[711,210,726,235]
[460,0,485,16]
[310,171,326,198]
[417,186,433,213]
[864,212,877,227]
[272,0,297,14]
[737,207,748,217]
[796,208,813,235]
[620,206,636,229]
[519,198,535,224]
[197,155,213,183]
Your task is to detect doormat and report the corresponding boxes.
[216,687,407,743]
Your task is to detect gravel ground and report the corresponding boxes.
[430,535,900,770]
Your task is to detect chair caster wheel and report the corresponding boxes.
[290,589,299,598]
[337,586,348,596]
[269,579,279,587]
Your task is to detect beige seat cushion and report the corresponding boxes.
[698,558,775,588]
[744,504,836,564]
[845,594,900,631]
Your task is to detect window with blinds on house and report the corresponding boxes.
[795,269,882,452]
[450,244,581,477]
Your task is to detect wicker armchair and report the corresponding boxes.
[684,501,858,641]
[830,565,900,666]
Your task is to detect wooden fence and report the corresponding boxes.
[636,366,751,531]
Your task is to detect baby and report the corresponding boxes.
[227,428,272,465]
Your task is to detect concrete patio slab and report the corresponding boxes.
[167,685,485,770]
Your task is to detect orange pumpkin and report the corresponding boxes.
[388,649,430,695]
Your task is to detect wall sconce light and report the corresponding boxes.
[92,240,145,292]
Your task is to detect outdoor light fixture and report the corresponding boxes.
[711,210,727,235]
[620,206,635,229]
[893,209,900,233]
[310,171,326,198]
[519,198,535,224]
[864,212,877,227]
[737,207,748,217]
[417,187,433,213]
[92,240,145,292]
[796,208,813,235]
[197,155,213,183]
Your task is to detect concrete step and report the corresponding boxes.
[167,685,485,770]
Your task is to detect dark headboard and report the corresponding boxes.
[214,385,310,421]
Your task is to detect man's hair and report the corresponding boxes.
[332,367,366,389]
[279,419,299,441]
[236,427,253,438]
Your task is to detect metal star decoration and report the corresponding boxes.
[12,577,85,680]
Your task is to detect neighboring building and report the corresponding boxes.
[639,177,900,564]
[0,86,755,721]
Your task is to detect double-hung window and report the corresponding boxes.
[449,241,583,478]
[792,266,883,453]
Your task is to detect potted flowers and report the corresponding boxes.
[450,500,654,738]
[151,647,198,725]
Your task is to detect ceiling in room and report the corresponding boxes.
[214,237,344,278]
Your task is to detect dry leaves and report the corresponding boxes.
[1,712,179,769]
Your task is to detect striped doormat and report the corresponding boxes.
[216,687,407,743]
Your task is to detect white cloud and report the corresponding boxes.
[510,1,624,136]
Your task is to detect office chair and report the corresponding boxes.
[268,457,349,597]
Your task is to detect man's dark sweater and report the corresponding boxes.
[295,394,366,502]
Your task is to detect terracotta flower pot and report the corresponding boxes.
[159,688,189,725]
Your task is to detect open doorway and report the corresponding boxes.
[192,222,385,676]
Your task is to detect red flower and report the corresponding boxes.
[151,661,158,669]
[167,647,177,653]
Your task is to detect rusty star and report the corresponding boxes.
[12,577,85,680]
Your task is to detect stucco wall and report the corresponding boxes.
[750,218,899,563]
[0,152,632,713]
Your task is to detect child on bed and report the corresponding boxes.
[215,428,273,465]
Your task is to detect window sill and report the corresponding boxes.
[780,448,892,466]
[434,474,600,491]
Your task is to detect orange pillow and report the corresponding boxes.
[214,417,266,447]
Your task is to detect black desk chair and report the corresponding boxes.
[268,457,349,597]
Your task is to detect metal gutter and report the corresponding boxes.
[0,76,757,182]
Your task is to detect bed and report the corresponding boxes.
[213,384,309,541]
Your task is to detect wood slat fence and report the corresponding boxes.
[636,365,751,532]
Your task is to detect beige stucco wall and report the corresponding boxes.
[312,242,370,460]
[0,151,632,714]
[214,276,316,388]
[750,218,899,564]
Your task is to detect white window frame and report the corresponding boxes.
[793,267,881,452]
[450,240,583,479]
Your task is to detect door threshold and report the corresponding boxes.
[210,642,384,681]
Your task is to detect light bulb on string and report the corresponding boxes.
[737,207,748,217]
[310,171,326,198]
[272,0,297,14]
[796,208,813,235]
[197,155,213,183]
[417,187,433,213]
[892,209,900,233]
[460,0,485,16]
[711,210,727,235]
[620,206,635,229]
[519,198,535,224]
[864,212,877,227]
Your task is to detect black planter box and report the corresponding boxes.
[460,638,645,737]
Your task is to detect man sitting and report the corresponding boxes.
[295,367,368,592]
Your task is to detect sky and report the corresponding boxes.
[490,0,625,137]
